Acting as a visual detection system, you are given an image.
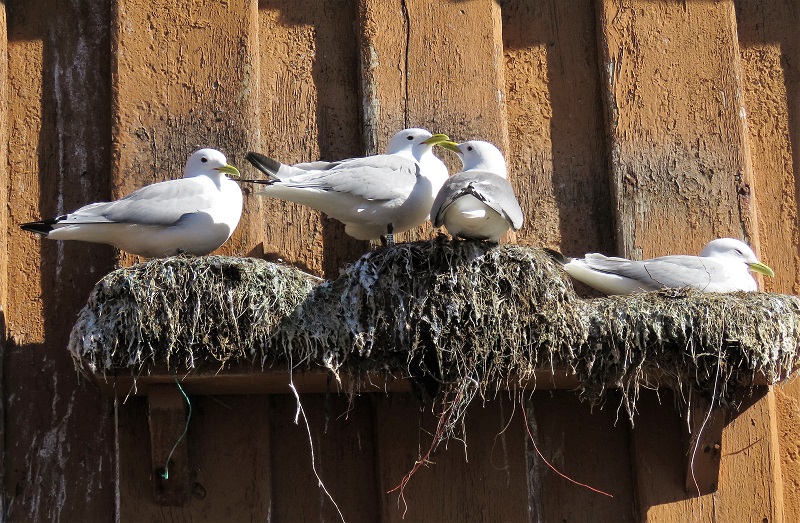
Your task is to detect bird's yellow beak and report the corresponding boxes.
[422,134,460,154]
[216,164,241,178]
[749,261,775,278]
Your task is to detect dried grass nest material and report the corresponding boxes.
[69,238,800,416]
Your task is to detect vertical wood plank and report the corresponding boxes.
[269,393,379,522]
[0,2,8,515]
[735,0,800,295]
[374,394,529,522]
[5,1,117,520]
[597,0,756,260]
[596,2,783,521]
[526,391,636,522]
[118,395,272,521]
[111,0,263,263]
[500,0,613,255]
[257,0,366,277]
[148,385,190,506]
[357,0,509,242]
[735,5,800,518]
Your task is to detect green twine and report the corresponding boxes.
[160,373,192,480]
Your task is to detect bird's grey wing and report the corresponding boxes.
[63,179,214,226]
[280,155,419,201]
[292,160,343,171]
[584,254,721,289]
[433,171,524,229]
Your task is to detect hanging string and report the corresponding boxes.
[160,372,192,480]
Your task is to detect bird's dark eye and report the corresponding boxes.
[201,157,208,163]
[407,135,415,141]
[735,249,743,256]
[467,145,474,152]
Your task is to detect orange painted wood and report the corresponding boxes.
[0,1,7,508]
[269,394,380,522]
[4,1,117,520]
[596,2,784,520]
[258,0,368,277]
[736,3,800,519]
[357,0,509,242]
[110,0,263,265]
[373,394,530,522]
[500,0,614,255]
[597,0,756,260]
[148,384,190,506]
[630,390,715,521]
[684,392,725,495]
[91,367,589,396]
[118,395,272,521]
[526,391,637,521]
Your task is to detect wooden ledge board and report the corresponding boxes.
[89,366,772,397]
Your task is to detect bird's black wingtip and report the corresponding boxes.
[245,151,283,178]
[20,220,56,235]
[542,247,570,265]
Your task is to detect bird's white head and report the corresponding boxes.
[184,148,241,179]
[455,140,508,178]
[700,238,774,277]
[386,128,455,162]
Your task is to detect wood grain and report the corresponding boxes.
[735,4,800,518]
[0,2,7,515]
[4,1,117,520]
[269,393,380,522]
[373,394,529,522]
[118,395,272,521]
[596,3,784,520]
[358,0,510,243]
[500,0,613,255]
[258,0,368,277]
[111,0,263,265]
[526,391,637,522]
[597,0,756,260]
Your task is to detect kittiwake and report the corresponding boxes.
[242,128,454,244]
[20,148,243,258]
[546,238,774,294]
[431,140,523,242]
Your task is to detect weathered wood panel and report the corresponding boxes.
[374,394,529,522]
[117,395,272,521]
[597,0,755,260]
[111,0,263,265]
[500,0,613,255]
[596,1,783,521]
[735,4,800,518]
[4,1,117,520]
[527,392,636,522]
[357,0,509,242]
[258,0,366,277]
[0,2,7,516]
[270,394,380,522]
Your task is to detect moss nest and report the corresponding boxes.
[69,238,800,420]
[69,255,319,372]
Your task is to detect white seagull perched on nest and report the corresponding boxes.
[546,238,774,295]
[242,128,454,245]
[20,149,243,258]
[431,140,523,242]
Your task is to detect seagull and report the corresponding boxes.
[431,140,523,242]
[242,128,454,245]
[546,238,774,295]
[20,149,243,258]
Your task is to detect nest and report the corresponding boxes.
[69,238,800,423]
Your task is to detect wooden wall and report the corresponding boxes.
[2,0,799,521]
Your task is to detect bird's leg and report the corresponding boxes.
[384,223,395,247]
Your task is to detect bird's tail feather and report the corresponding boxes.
[244,152,287,183]
[542,247,570,265]
[20,219,57,235]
